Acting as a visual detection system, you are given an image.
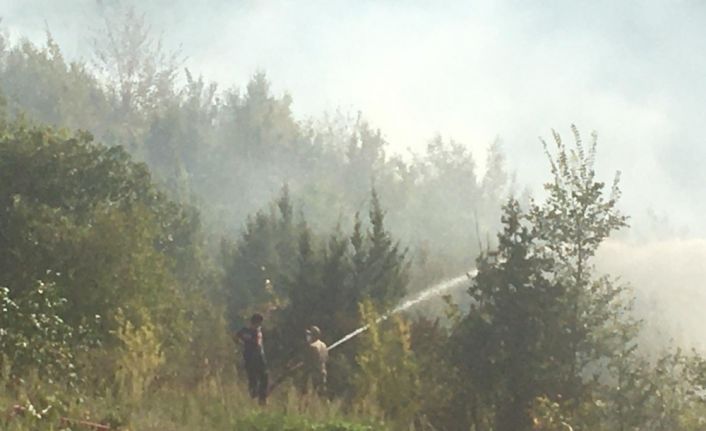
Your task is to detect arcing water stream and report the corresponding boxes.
[327,269,478,351]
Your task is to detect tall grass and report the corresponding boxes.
[1,368,386,430]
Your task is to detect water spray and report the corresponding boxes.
[327,269,477,351]
[267,270,477,395]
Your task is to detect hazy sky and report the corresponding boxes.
[2,0,704,236]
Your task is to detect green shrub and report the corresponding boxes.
[0,281,95,386]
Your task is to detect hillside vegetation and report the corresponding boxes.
[2,11,706,431]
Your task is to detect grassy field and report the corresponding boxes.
[1,373,386,431]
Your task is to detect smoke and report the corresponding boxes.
[3,0,705,355]
[3,0,706,236]
[596,238,706,353]
[325,236,706,354]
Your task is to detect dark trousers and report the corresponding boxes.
[245,363,268,404]
[301,370,327,396]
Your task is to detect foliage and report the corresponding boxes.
[408,317,468,429]
[442,127,703,431]
[0,117,204,342]
[530,396,575,431]
[221,185,298,323]
[0,281,93,386]
[91,5,182,115]
[451,198,560,431]
[0,116,224,407]
[2,17,706,431]
[0,26,508,272]
[355,190,409,308]
[223,188,410,383]
[528,126,633,408]
[0,373,383,431]
[114,309,166,402]
[354,300,420,429]
[0,33,112,137]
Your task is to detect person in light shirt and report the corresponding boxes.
[303,325,328,395]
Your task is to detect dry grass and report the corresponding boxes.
[1,371,384,431]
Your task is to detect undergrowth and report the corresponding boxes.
[0,372,387,431]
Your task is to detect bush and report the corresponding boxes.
[0,281,95,386]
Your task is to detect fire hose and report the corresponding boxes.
[267,361,303,395]
[267,271,476,396]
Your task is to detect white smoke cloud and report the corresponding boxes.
[597,238,706,353]
[4,0,703,235]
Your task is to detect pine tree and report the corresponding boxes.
[361,189,409,308]
[222,186,298,324]
[452,199,560,431]
[320,228,356,340]
[450,127,644,430]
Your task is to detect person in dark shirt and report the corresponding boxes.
[234,313,268,405]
